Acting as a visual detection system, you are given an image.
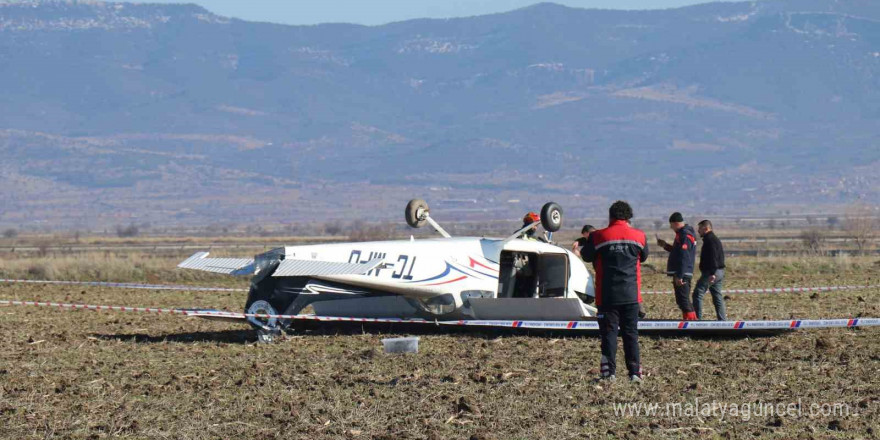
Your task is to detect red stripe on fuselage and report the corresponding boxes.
[424,275,467,286]
[469,257,499,273]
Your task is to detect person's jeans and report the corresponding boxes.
[692,269,726,320]
[598,303,641,378]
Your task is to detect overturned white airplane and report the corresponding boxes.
[179,200,596,338]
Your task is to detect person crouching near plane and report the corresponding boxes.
[571,224,596,258]
[692,219,727,320]
[581,201,648,382]
[656,212,698,320]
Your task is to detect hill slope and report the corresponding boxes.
[0,0,878,227]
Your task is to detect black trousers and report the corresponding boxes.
[598,303,641,377]
[673,277,694,313]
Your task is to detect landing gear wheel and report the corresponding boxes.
[246,300,279,343]
[405,199,429,228]
[540,202,563,232]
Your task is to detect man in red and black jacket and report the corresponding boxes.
[582,200,648,382]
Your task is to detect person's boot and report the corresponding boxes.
[629,366,644,383]
[682,311,697,321]
[599,356,616,382]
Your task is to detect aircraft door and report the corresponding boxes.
[497,251,569,298]
[537,254,568,297]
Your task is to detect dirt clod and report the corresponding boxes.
[457,396,481,415]
[468,372,488,383]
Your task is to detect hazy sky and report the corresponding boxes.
[133,0,711,26]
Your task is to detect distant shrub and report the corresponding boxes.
[2,228,16,239]
[826,216,840,229]
[800,229,826,255]
[27,263,48,279]
[324,221,343,236]
[348,221,392,242]
[844,203,877,254]
[116,224,139,238]
[36,241,50,258]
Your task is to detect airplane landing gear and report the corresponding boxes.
[247,300,281,343]
[257,327,281,344]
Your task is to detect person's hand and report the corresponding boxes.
[709,275,716,284]
[674,277,684,287]
[654,234,669,248]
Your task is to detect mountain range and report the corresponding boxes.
[1,0,878,229]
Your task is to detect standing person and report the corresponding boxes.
[692,220,727,320]
[582,201,648,382]
[656,212,697,320]
[571,224,596,258]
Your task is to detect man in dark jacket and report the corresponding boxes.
[692,220,727,320]
[571,224,596,258]
[656,212,697,320]
[582,201,648,382]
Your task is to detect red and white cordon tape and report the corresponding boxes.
[1,299,878,331]
[0,279,247,292]
[0,299,427,323]
[2,278,877,296]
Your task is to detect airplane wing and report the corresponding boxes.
[178,252,384,278]
[177,252,255,276]
[272,258,384,277]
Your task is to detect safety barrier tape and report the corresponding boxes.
[0,300,425,323]
[2,299,878,331]
[0,279,247,292]
[0,299,189,315]
[2,279,878,296]
[642,285,878,295]
[455,318,880,330]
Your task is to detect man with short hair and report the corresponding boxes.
[692,219,727,320]
[582,201,648,382]
[571,224,596,258]
[656,212,697,320]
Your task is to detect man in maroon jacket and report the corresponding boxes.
[582,200,649,382]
